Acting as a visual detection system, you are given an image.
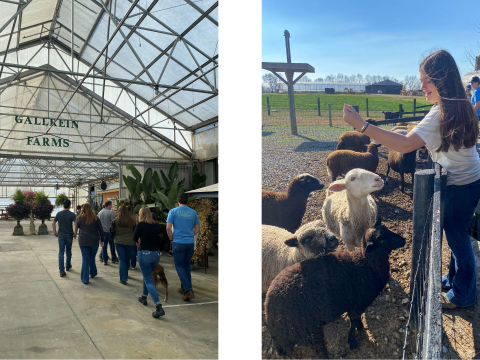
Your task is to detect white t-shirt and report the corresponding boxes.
[411,104,480,186]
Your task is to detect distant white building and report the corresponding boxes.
[277,82,366,93]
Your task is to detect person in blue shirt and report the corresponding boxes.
[470,76,480,120]
[166,193,200,301]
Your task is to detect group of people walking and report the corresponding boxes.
[52,193,200,318]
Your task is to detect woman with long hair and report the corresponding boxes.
[130,199,142,270]
[343,49,480,308]
[74,203,104,284]
[135,207,164,318]
[111,204,136,285]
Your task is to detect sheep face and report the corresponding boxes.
[285,226,339,257]
[328,169,383,198]
[364,222,406,255]
[294,173,324,195]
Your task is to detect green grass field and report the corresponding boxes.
[262,93,431,112]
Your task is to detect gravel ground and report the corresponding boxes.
[261,130,480,359]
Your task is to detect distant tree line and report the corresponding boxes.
[262,73,421,93]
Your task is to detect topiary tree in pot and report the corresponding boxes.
[6,190,31,235]
[22,190,37,235]
[33,191,54,235]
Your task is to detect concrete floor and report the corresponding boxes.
[0,219,218,359]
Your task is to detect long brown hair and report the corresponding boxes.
[79,203,97,225]
[118,204,136,227]
[420,50,478,152]
[139,207,155,224]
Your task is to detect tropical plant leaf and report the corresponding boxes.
[134,204,143,214]
[178,179,186,188]
[127,164,142,181]
[142,178,152,199]
[153,171,163,191]
[144,168,153,188]
[155,191,175,210]
[160,170,171,189]
[168,179,178,205]
[123,175,136,197]
[168,161,178,181]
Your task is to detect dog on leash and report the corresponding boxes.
[152,263,169,302]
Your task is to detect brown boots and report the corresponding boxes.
[182,290,195,301]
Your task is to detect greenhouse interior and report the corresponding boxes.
[0,0,218,358]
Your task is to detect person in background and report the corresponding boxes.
[111,204,136,285]
[342,50,480,309]
[470,76,480,121]
[466,84,472,98]
[166,193,200,301]
[130,199,142,270]
[97,200,118,265]
[135,207,164,318]
[52,199,77,277]
[76,205,82,217]
[74,203,104,284]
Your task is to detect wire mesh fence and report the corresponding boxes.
[403,163,446,359]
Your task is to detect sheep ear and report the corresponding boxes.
[284,237,299,248]
[328,183,346,192]
[374,217,382,227]
[365,241,376,253]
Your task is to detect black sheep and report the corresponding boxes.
[262,174,324,233]
[264,219,405,358]
[385,149,416,192]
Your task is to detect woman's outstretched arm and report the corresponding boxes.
[343,104,425,153]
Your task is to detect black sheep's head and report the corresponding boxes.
[293,173,324,195]
[285,220,339,256]
[364,218,406,255]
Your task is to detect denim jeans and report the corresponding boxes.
[100,233,117,262]
[79,244,99,284]
[172,242,195,292]
[115,243,133,282]
[131,244,137,267]
[441,177,480,306]
[58,233,73,274]
[137,250,161,305]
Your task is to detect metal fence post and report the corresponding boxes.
[352,105,359,113]
[366,98,369,117]
[413,98,416,117]
[399,103,403,118]
[317,97,321,116]
[409,169,435,331]
[328,103,332,127]
[267,96,270,116]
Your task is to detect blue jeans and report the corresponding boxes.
[131,244,137,267]
[79,244,99,284]
[137,250,161,305]
[172,242,195,292]
[115,243,133,282]
[100,233,117,262]
[442,178,480,306]
[58,233,73,274]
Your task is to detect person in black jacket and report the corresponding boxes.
[134,207,164,318]
[74,203,104,284]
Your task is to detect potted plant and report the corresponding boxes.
[190,198,216,268]
[55,193,69,208]
[23,190,37,235]
[6,190,31,235]
[32,191,55,235]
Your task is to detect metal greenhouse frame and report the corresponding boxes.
[0,0,218,197]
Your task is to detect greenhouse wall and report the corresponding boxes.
[193,127,218,160]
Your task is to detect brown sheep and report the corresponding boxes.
[262,174,324,233]
[385,149,416,192]
[326,143,381,182]
[336,131,370,152]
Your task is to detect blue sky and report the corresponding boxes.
[262,0,480,81]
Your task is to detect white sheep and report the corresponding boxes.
[262,220,339,294]
[321,168,383,251]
